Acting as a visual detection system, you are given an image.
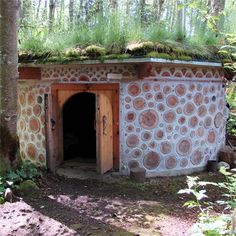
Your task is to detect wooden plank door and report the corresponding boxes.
[96,91,113,174]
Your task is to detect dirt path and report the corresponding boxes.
[0,172,224,236]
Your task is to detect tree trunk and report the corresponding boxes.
[210,0,225,33]
[176,0,186,40]
[49,0,56,31]
[153,0,165,22]
[76,0,84,22]
[36,0,42,19]
[59,0,65,27]
[170,0,176,32]
[109,0,118,10]
[140,0,146,25]
[126,0,131,16]
[211,0,225,16]
[69,0,74,23]
[42,0,48,19]
[20,0,32,24]
[95,0,103,16]
[0,0,19,171]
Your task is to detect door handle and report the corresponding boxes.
[103,115,107,135]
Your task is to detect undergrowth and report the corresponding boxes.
[0,160,43,203]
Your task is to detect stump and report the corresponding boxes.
[218,147,236,168]
[130,167,146,182]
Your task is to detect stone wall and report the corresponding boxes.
[17,63,227,176]
[17,82,51,166]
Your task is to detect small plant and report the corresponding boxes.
[7,160,42,183]
[178,169,236,235]
[0,160,43,204]
[0,177,5,203]
[227,114,236,136]
[227,83,236,110]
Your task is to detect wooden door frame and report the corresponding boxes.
[47,83,120,172]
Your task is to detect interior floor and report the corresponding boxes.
[56,158,116,180]
[63,92,96,163]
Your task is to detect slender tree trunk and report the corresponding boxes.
[176,0,186,39]
[154,0,165,22]
[211,0,225,16]
[42,0,48,20]
[20,0,32,25]
[189,7,194,36]
[109,0,118,10]
[36,0,42,19]
[76,0,84,22]
[96,0,103,16]
[49,0,56,31]
[0,0,19,171]
[85,0,93,22]
[170,0,176,31]
[210,0,226,33]
[18,0,23,22]
[198,0,211,36]
[59,0,65,27]
[69,0,74,23]
[153,0,158,22]
[140,0,146,25]
[126,0,131,16]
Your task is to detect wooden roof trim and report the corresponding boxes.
[19,67,41,80]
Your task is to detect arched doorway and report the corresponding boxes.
[63,92,96,164]
[48,83,120,174]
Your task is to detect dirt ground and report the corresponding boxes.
[0,172,225,236]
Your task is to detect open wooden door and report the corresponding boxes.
[96,91,113,174]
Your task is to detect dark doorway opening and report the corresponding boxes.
[63,92,96,162]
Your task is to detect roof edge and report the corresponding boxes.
[19,57,223,68]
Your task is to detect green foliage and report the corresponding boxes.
[219,34,236,77]
[7,160,42,183]
[145,24,174,42]
[0,160,43,204]
[227,83,236,109]
[226,82,236,136]
[19,11,222,63]
[178,169,236,235]
[0,177,5,196]
[218,168,236,209]
[227,114,236,136]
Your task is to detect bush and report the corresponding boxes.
[178,168,236,235]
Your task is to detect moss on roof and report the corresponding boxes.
[19,41,224,64]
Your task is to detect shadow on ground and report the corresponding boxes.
[2,172,224,236]
[23,172,219,236]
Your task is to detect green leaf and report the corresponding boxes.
[198,181,218,186]
[183,201,199,208]
[177,4,183,11]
